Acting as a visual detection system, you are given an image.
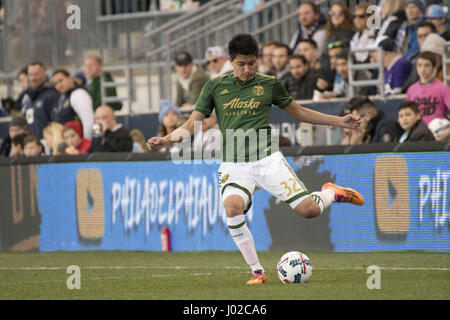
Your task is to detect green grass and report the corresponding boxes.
[0,251,448,300]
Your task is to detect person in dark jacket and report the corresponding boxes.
[89,105,132,152]
[17,62,60,138]
[397,101,435,142]
[281,55,319,100]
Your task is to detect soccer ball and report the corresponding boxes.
[277,251,312,284]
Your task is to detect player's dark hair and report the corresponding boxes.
[398,101,420,114]
[228,34,259,60]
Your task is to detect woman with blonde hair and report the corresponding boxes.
[375,0,406,44]
[43,122,64,155]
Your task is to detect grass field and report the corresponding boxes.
[0,251,448,300]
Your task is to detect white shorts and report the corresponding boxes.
[218,151,310,213]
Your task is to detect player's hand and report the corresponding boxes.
[146,136,169,151]
[341,114,361,129]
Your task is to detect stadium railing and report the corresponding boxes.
[444,41,450,86]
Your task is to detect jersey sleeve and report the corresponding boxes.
[272,78,294,109]
[194,80,214,117]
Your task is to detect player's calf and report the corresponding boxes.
[293,197,321,218]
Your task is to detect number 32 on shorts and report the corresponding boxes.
[280,178,305,197]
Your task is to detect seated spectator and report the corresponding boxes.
[324,49,370,99]
[62,121,91,155]
[0,116,29,157]
[23,134,44,157]
[315,40,347,96]
[378,38,413,96]
[84,55,122,111]
[258,41,279,75]
[289,2,327,57]
[51,69,95,140]
[350,2,376,64]
[396,0,426,61]
[157,100,181,152]
[174,51,209,111]
[374,0,406,45]
[397,101,435,142]
[2,68,29,117]
[271,44,291,80]
[17,62,60,138]
[425,4,450,41]
[402,33,446,93]
[42,122,64,155]
[406,52,450,126]
[325,3,355,47]
[350,98,403,144]
[204,46,233,79]
[428,117,450,142]
[10,133,27,157]
[281,55,319,100]
[296,39,320,70]
[89,105,133,152]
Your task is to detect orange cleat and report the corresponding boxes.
[322,182,365,206]
[246,270,267,285]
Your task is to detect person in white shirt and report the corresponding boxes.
[205,46,234,79]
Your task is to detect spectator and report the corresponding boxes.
[325,3,355,46]
[62,121,91,155]
[84,55,122,111]
[428,117,450,142]
[204,46,233,79]
[4,68,29,116]
[375,0,406,45]
[42,122,64,155]
[296,39,320,70]
[402,32,445,92]
[350,98,403,144]
[23,134,44,157]
[258,41,279,75]
[157,100,181,152]
[333,49,371,98]
[271,43,291,80]
[416,21,437,47]
[174,51,209,110]
[425,4,450,41]
[130,129,148,153]
[89,105,133,152]
[281,55,319,100]
[350,2,376,63]
[289,2,327,57]
[378,38,413,96]
[0,116,29,157]
[17,67,28,92]
[18,62,60,138]
[396,0,426,61]
[51,69,95,140]
[397,100,435,142]
[10,133,27,157]
[406,52,450,126]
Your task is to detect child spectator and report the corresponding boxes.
[10,133,27,157]
[332,49,370,98]
[62,121,91,155]
[157,100,181,152]
[42,122,64,155]
[0,116,29,157]
[406,52,450,125]
[23,134,44,157]
[397,101,435,142]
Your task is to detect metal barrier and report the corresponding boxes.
[444,41,450,86]
[348,47,385,98]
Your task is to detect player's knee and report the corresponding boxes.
[294,199,320,219]
[223,195,245,217]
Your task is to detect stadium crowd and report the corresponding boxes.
[0,0,449,158]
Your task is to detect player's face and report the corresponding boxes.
[230,55,258,83]
[398,108,420,132]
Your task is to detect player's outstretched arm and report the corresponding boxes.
[283,100,361,129]
[146,110,206,151]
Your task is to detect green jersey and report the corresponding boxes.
[194,72,293,162]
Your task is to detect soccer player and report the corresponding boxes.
[147,34,364,285]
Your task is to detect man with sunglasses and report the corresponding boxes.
[205,46,234,79]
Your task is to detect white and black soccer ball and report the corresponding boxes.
[277,251,312,284]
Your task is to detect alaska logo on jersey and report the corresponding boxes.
[223,98,261,110]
